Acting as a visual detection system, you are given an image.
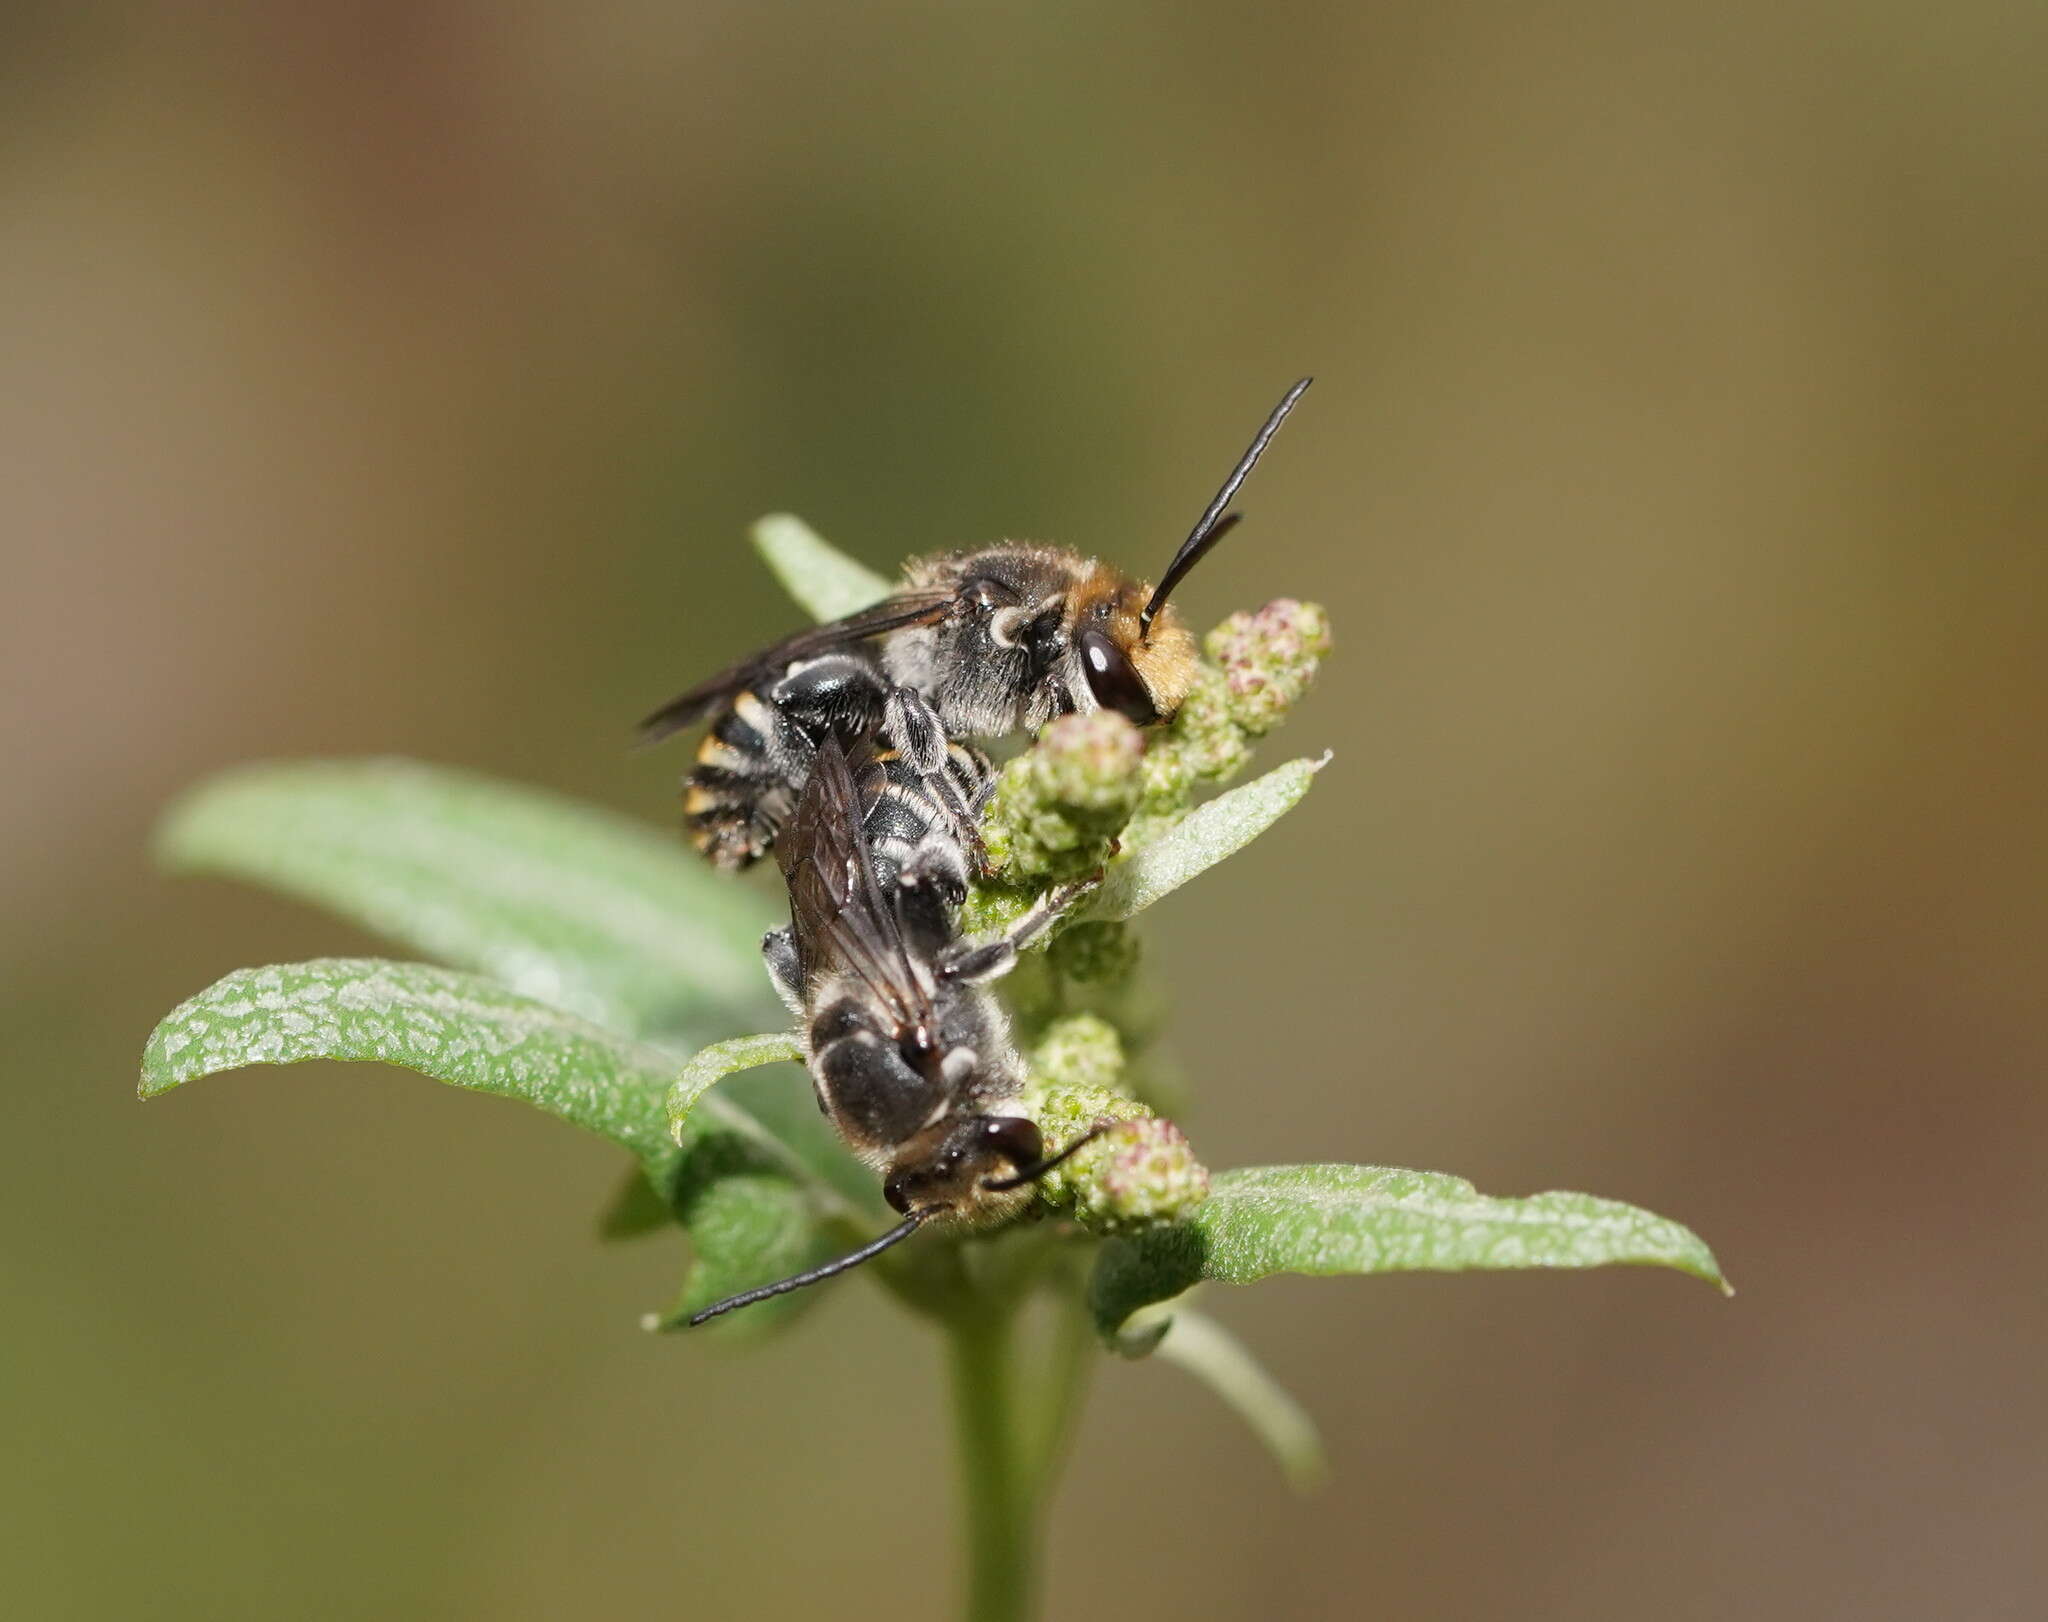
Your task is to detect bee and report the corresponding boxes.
[687,736,1098,1325]
[640,377,1312,870]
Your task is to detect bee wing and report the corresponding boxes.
[636,590,956,745]
[779,735,936,1039]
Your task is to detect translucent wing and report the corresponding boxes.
[779,736,937,1044]
[637,590,955,744]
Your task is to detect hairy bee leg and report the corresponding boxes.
[882,685,992,874]
[761,926,803,1017]
[882,685,949,775]
[925,753,991,875]
[896,840,973,905]
[937,873,1103,984]
[952,762,1002,878]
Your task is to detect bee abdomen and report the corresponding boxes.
[681,691,812,870]
[810,1013,941,1151]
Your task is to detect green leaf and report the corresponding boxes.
[751,513,896,621]
[643,1134,835,1334]
[1091,1164,1728,1343]
[597,1164,672,1240]
[1150,1309,1327,1492]
[155,758,777,1036]
[142,958,866,1334]
[141,958,690,1162]
[139,955,861,1208]
[669,1031,805,1138]
[1091,755,1327,922]
[648,1059,894,1330]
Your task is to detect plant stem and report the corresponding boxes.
[1021,1276,1097,1498]
[946,1299,1037,1622]
[943,1255,1103,1622]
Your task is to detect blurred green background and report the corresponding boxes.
[5,3,2045,1617]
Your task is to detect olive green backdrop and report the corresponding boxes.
[4,3,2044,1617]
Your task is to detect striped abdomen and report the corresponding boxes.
[684,689,814,870]
[681,654,893,869]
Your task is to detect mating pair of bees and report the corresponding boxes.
[644,379,1312,1322]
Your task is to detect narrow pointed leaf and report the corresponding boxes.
[751,513,895,620]
[669,1031,804,1139]
[1090,755,1327,922]
[1151,1309,1327,1492]
[154,759,777,1036]
[1091,1163,1727,1343]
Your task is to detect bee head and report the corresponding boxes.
[882,1114,1043,1223]
[1074,573,1197,726]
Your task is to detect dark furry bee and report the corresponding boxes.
[686,737,1097,1325]
[640,377,1312,870]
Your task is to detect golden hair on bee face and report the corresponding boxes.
[1070,562,1200,724]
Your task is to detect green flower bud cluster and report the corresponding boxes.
[1026,1014,1210,1235]
[1093,1118,1211,1229]
[1046,919,1140,986]
[1141,667,1250,794]
[980,710,1147,883]
[1031,1012,1131,1096]
[1205,597,1332,736]
[1126,599,1331,842]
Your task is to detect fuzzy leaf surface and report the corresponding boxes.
[752,513,896,620]
[645,1140,835,1334]
[1092,756,1326,921]
[142,958,861,1333]
[140,958,685,1161]
[1092,1163,1727,1342]
[155,759,776,1036]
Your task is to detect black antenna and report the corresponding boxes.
[981,1124,1112,1192]
[686,1209,935,1326]
[1140,376,1313,637]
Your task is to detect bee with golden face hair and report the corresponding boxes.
[685,737,1100,1326]
[639,378,1311,871]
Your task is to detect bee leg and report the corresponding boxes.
[936,873,1103,984]
[761,926,803,1017]
[927,758,990,875]
[897,840,973,909]
[882,684,948,773]
[884,685,991,873]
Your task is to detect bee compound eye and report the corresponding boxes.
[883,1176,911,1215]
[1077,629,1159,726]
[981,1116,1043,1171]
